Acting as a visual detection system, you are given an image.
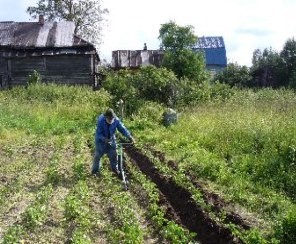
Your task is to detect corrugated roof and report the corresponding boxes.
[193,36,227,66]
[0,21,90,48]
[195,36,225,48]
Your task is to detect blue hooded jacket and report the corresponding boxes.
[95,114,131,146]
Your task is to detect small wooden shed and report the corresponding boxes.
[0,17,100,89]
[111,50,163,69]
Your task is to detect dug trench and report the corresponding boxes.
[147,147,252,230]
[125,146,242,244]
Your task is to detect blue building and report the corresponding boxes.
[193,36,227,75]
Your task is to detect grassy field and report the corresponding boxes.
[133,88,296,243]
[0,84,195,243]
[0,84,295,243]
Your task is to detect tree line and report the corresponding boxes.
[215,38,296,89]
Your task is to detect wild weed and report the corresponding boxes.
[46,159,60,185]
[2,225,24,244]
[22,184,53,229]
[71,228,92,244]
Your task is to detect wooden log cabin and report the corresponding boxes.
[0,16,100,89]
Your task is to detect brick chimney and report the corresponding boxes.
[39,15,44,25]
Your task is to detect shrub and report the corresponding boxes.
[103,66,236,111]
[133,65,179,106]
[103,66,178,114]
[214,62,252,87]
[27,70,41,85]
[280,210,296,243]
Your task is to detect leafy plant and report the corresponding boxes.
[73,158,87,181]
[64,181,90,228]
[22,185,53,229]
[2,225,24,244]
[214,62,252,87]
[280,210,296,243]
[71,228,92,244]
[27,70,41,85]
[46,159,60,185]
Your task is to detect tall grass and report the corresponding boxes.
[131,88,296,242]
[0,83,111,137]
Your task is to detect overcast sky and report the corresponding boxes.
[0,0,295,67]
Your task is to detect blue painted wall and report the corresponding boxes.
[193,36,227,70]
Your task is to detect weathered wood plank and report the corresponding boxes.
[0,57,6,73]
[6,54,93,86]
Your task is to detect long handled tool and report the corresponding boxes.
[117,142,133,191]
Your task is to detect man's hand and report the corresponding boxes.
[104,138,112,143]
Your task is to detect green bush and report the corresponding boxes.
[103,66,179,114]
[132,65,179,106]
[214,62,251,87]
[102,69,141,116]
[281,210,296,243]
[103,66,236,110]
[27,70,41,85]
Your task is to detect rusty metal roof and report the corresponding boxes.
[0,21,91,48]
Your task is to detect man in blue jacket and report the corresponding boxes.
[91,108,135,177]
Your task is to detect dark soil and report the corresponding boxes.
[126,146,242,244]
[149,147,251,230]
